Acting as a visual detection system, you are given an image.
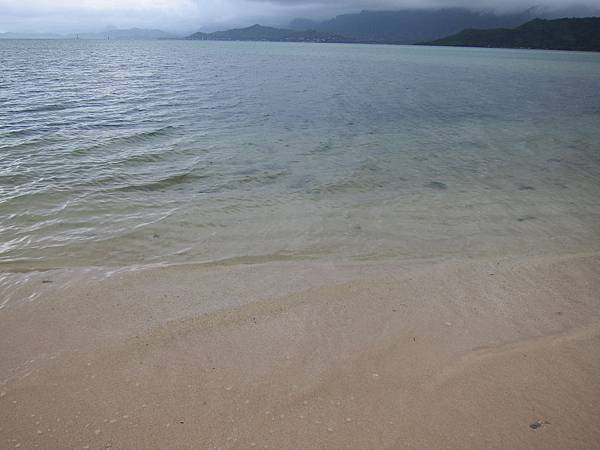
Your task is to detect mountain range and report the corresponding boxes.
[424,18,600,52]
[185,12,600,52]
[187,24,352,43]
[288,8,538,44]
[71,28,176,40]
[0,32,63,39]
[0,28,177,40]
[4,8,600,51]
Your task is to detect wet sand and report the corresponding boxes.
[1,253,599,449]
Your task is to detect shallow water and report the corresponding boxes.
[1,40,600,270]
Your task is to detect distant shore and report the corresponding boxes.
[4,16,600,52]
[1,252,599,448]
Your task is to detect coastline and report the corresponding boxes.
[1,252,599,449]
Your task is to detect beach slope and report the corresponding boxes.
[1,253,599,449]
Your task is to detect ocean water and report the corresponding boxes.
[1,40,600,271]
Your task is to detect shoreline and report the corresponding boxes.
[1,252,599,448]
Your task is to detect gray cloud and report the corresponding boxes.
[0,0,598,33]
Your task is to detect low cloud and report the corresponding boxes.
[0,0,598,33]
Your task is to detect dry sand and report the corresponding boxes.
[1,252,599,449]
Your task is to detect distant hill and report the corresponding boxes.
[70,28,177,40]
[423,18,600,52]
[0,28,177,40]
[0,32,62,39]
[288,8,537,44]
[187,24,353,43]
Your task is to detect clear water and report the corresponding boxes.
[1,40,600,271]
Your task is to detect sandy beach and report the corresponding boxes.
[0,252,599,449]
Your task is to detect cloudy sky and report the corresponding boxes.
[1,0,598,34]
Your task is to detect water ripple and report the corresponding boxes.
[0,40,599,271]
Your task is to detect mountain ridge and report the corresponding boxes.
[187,24,353,43]
[287,8,537,44]
[423,17,600,52]
[288,7,600,44]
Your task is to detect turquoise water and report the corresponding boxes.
[1,40,600,270]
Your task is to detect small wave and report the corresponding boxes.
[119,126,177,144]
[0,137,57,152]
[231,171,287,187]
[0,173,32,186]
[0,129,35,139]
[116,172,208,192]
[71,126,177,156]
[17,103,70,114]
[117,151,168,165]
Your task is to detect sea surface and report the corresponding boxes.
[1,40,600,271]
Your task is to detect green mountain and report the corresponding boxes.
[423,18,600,51]
[187,24,353,43]
[288,8,536,44]
[288,7,600,44]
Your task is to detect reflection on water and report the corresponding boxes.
[1,40,600,270]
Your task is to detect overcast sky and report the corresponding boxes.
[1,0,598,34]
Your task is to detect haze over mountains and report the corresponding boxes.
[287,6,600,44]
[73,28,177,40]
[3,0,600,34]
[3,6,599,47]
[288,8,532,44]
[0,28,178,40]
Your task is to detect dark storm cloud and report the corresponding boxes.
[0,0,598,33]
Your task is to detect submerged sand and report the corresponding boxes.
[1,253,599,449]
